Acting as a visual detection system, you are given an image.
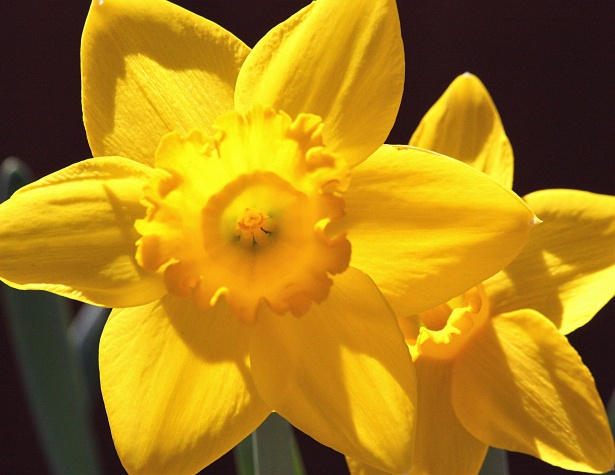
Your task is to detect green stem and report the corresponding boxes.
[233,413,306,475]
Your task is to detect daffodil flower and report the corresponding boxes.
[0,1,536,473]
[348,73,614,475]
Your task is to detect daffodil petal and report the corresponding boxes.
[409,73,514,189]
[484,189,615,334]
[100,296,270,474]
[235,0,404,168]
[345,456,392,475]
[345,145,536,316]
[345,358,488,475]
[452,310,615,473]
[0,157,165,308]
[411,357,487,475]
[249,267,416,473]
[82,0,250,165]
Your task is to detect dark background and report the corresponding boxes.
[1,1,613,474]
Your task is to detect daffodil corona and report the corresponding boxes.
[0,2,538,474]
[403,285,490,362]
[135,107,351,321]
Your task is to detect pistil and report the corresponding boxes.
[236,208,276,248]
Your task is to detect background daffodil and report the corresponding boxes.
[0,2,536,474]
[410,73,615,338]
[349,73,614,475]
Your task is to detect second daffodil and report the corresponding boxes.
[348,73,614,475]
[0,2,536,474]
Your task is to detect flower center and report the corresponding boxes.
[236,208,275,248]
[135,105,351,322]
[399,285,490,361]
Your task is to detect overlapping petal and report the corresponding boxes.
[411,358,487,475]
[344,145,536,316]
[484,189,615,334]
[345,358,487,475]
[235,0,404,167]
[82,0,250,165]
[249,268,415,473]
[409,73,513,189]
[100,296,270,474]
[0,157,165,308]
[452,310,615,473]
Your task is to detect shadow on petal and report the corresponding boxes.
[452,311,614,472]
[101,295,270,474]
[486,190,615,333]
[82,0,249,164]
[248,267,416,473]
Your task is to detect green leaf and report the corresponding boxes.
[233,434,255,475]
[478,446,509,475]
[68,304,111,400]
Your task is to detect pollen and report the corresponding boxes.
[134,105,351,322]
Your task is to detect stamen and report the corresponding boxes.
[235,208,276,248]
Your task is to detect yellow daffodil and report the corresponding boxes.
[0,1,536,473]
[348,73,614,475]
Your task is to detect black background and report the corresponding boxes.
[1,1,613,474]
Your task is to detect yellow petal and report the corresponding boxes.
[100,296,270,474]
[484,189,615,334]
[345,457,393,475]
[345,145,536,316]
[82,0,250,165]
[409,73,514,189]
[235,0,404,168]
[249,267,416,473]
[411,357,487,475]
[0,157,165,308]
[346,358,488,475]
[452,310,615,473]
